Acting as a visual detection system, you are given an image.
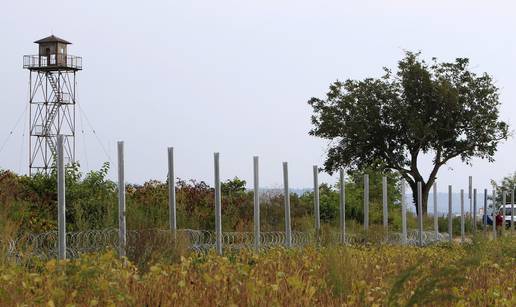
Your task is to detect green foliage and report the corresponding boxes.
[493,172,516,192]
[299,168,401,225]
[308,51,509,213]
[1,163,413,236]
[490,172,516,207]
[3,164,488,237]
[67,162,118,230]
[0,168,318,233]
[221,177,247,194]
[0,162,119,233]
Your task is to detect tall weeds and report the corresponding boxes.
[0,237,514,306]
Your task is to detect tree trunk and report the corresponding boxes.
[410,182,429,216]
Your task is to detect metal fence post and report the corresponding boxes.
[339,168,346,244]
[313,165,320,234]
[468,176,472,219]
[433,183,438,239]
[253,156,260,251]
[214,153,222,255]
[511,189,514,234]
[448,185,453,243]
[473,188,477,233]
[401,180,407,245]
[117,141,126,258]
[501,191,506,236]
[283,162,292,247]
[168,147,176,234]
[492,189,496,239]
[57,135,66,260]
[364,174,369,231]
[382,176,388,232]
[460,189,465,243]
[483,189,488,233]
[417,182,423,246]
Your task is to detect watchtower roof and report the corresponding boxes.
[34,35,71,45]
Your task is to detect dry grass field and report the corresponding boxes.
[0,236,514,306]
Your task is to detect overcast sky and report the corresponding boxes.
[0,0,515,192]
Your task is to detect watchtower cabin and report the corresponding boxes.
[24,35,81,70]
[23,35,82,175]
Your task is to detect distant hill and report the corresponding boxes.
[404,192,495,215]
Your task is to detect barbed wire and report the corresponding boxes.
[4,228,448,261]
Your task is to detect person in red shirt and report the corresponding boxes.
[495,210,505,236]
[496,212,504,227]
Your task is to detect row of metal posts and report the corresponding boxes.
[159,151,516,252]
[55,139,515,259]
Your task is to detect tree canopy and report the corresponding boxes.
[308,52,509,213]
[491,172,516,206]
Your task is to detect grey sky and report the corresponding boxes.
[1,0,515,192]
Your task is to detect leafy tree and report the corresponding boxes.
[308,52,509,214]
[490,172,516,207]
[221,177,247,194]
